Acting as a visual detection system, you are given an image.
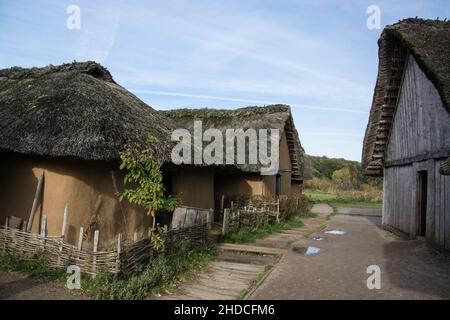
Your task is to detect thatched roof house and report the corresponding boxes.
[362,19,450,250]
[163,105,308,208]
[0,61,309,248]
[0,61,173,159]
[0,62,174,249]
[163,105,307,180]
[363,18,450,175]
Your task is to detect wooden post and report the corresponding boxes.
[77,227,84,251]
[58,205,68,267]
[61,204,68,239]
[220,194,225,216]
[40,215,47,249]
[116,233,122,274]
[3,217,9,253]
[222,208,230,235]
[276,198,280,223]
[40,215,47,238]
[93,230,99,275]
[208,209,214,229]
[27,171,44,232]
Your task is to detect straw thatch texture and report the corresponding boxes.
[362,19,450,176]
[0,61,175,161]
[441,157,450,175]
[163,105,308,180]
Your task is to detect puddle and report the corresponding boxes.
[292,246,321,256]
[324,230,346,235]
[311,236,326,241]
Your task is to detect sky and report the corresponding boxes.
[0,0,448,161]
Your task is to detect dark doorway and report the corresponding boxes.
[417,170,428,237]
[275,174,281,197]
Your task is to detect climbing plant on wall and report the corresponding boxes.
[119,134,180,217]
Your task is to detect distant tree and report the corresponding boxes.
[331,167,358,190]
[308,155,382,191]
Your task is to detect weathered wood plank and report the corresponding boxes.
[27,171,44,232]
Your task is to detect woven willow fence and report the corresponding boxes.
[222,208,274,235]
[0,223,208,276]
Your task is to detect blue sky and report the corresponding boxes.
[0,0,448,161]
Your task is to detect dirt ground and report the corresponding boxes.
[251,207,450,299]
[0,271,87,300]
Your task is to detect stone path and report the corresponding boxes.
[159,204,332,300]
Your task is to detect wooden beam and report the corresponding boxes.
[385,150,450,168]
[27,171,44,232]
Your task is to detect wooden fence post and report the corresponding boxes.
[116,233,122,274]
[276,198,280,223]
[77,227,84,251]
[222,208,230,235]
[61,204,68,239]
[3,217,9,253]
[58,204,68,267]
[93,230,99,275]
[208,209,214,229]
[40,215,47,238]
[40,215,47,249]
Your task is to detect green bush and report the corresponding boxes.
[0,251,65,280]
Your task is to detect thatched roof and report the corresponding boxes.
[441,157,450,175]
[362,18,450,176]
[0,61,174,161]
[163,105,308,180]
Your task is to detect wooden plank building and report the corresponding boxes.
[362,19,450,250]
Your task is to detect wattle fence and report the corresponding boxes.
[0,222,208,276]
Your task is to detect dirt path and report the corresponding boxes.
[159,208,330,300]
[0,271,87,300]
[250,207,450,299]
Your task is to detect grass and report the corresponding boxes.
[305,190,382,208]
[0,244,217,300]
[0,251,66,280]
[221,215,312,244]
[239,264,273,300]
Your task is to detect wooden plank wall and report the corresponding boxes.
[386,54,450,163]
[434,160,450,250]
[383,165,414,235]
[384,160,450,250]
[382,53,450,250]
